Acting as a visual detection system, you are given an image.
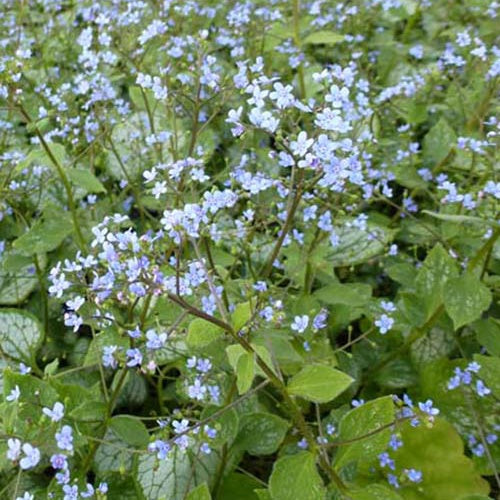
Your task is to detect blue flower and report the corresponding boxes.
[146,330,167,350]
[378,452,395,470]
[291,315,309,333]
[102,345,118,369]
[6,385,20,402]
[7,438,21,461]
[50,454,68,470]
[126,348,143,368]
[375,314,394,334]
[62,484,79,500]
[148,439,171,460]
[418,399,439,417]
[55,425,74,452]
[387,473,399,488]
[406,468,423,483]
[19,443,41,470]
[475,379,491,397]
[43,402,65,422]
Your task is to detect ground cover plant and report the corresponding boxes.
[0,0,499,499]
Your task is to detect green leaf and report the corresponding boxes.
[302,31,344,45]
[351,484,403,500]
[15,143,67,173]
[3,370,59,434]
[44,358,59,376]
[253,330,303,374]
[287,365,353,403]
[334,396,395,468]
[226,344,277,381]
[186,483,211,500]
[473,354,500,398]
[422,210,489,226]
[473,319,500,356]
[102,475,143,500]
[326,222,394,267]
[84,328,129,366]
[415,244,459,321]
[218,473,261,500]
[255,490,272,500]
[109,415,149,448]
[70,400,107,422]
[187,319,224,348]
[234,412,290,455]
[13,208,73,255]
[236,352,255,395]
[269,451,325,500]
[443,274,492,330]
[410,326,455,366]
[67,168,106,193]
[0,309,42,363]
[137,446,218,500]
[0,252,46,305]
[418,359,477,438]
[115,371,148,408]
[94,428,135,475]
[386,263,416,288]
[375,359,418,389]
[422,118,456,166]
[314,282,372,307]
[393,419,490,500]
[232,301,253,332]
[129,85,150,111]
[200,406,239,448]
[3,369,58,409]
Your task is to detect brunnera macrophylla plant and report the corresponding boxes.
[0,0,499,499]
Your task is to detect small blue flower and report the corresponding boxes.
[375,314,394,334]
[387,473,400,488]
[475,379,491,397]
[102,345,118,369]
[291,315,309,333]
[6,385,20,402]
[43,402,65,422]
[406,468,423,483]
[418,399,439,417]
[126,348,143,368]
[388,434,403,451]
[19,443,41,470]
[50,454,68,470]
[378,452,395,470]
[62,484,78,500]
[55,425,74,452]
[297,438,308,449]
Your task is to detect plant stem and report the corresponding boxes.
[293,0,306,99]
[16,103,86,250]
[166,291,348,493]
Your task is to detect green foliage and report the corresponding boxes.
[302,31,344,45]
[0,0,498,498]
[422,118,456,166]
[186,483,212,500]
[335,396,395,468]
[234,412,290,455]
[443,274,492,330]
[137,447,218,500]
[109,415,150,447]
[187,318,224,349]
[287,365,354,403]
[415,244,459,321]
[269,452,325,500]
[393,419,490,499]
[67,168,106,194]
[0,309,42,364]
